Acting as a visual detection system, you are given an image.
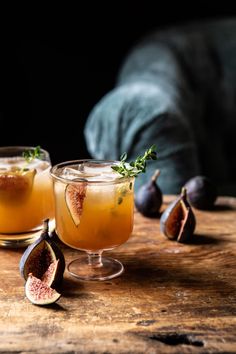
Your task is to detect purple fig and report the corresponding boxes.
[135,170,163,217]
[184,175,218,210]
[160,188,196,243]
[19,219,65,288]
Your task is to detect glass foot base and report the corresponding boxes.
[67,255,124,281]
[0,219,55,248]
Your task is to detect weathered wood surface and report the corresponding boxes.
[1,195,236,354]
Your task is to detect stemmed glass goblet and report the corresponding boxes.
[50,159,134,281]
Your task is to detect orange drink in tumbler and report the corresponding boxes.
[0,146,54,247]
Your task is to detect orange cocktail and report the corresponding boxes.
[51,160,134,280]
[0,146,54,247]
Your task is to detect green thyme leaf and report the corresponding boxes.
[112,145,157,178]
[22,145,42,163]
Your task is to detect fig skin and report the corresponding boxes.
[135,170,163,217]
[184,175,218,210]
[19,219,65,288]
[160,188,196,243]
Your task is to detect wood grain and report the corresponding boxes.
[1,196,236,353]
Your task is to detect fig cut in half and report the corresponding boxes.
[160,188,196,243]
[20,220,65,305]
[20,239,56,282]
[25,273,61,306]
[65,182,87,226]
[0,169,36,202]
[19,219,65,288]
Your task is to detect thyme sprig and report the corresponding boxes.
[22,145,42,163]
[112,145,157,178]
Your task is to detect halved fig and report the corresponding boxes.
[0,169,36,201]
[19,219,65,288]
[160,188,196,243]
[25,273,61,306]
[65,182,87,226]
[20,238,57,282]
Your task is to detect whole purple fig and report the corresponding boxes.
[184,175,218,210]
[135,170,163,217]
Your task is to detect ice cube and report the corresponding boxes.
[84,162,121,180]
[62,167,85,180]
[62,163,120,182]
[82,162,114,175]
[62,167,97,180]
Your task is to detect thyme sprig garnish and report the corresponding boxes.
[22,145,42,163]
[112,145,157,178]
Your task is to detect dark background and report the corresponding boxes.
[1,6,234,165]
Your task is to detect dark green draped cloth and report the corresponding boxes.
[84,19,236,195]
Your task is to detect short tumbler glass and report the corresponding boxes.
[50,159,135,281]
[0,146,55,247]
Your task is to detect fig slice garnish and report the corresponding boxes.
[0,169,36,201]
[65,182,87,226]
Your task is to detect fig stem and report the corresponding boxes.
[151,169,160,183]
[43,219,49,233]
[181,187,187,199]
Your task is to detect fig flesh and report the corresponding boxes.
[135,170,163,217]
[65,182,87,226]
[160,188,196,243]
[184,175,218,210]
[41,259,60,285]
[25,273,61,306]
[19,219,65,288]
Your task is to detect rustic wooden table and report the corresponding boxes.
[1,196,236,354]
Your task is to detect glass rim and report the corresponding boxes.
[0,145,49,154]
[0,145,50,158]
[50,159,134,185]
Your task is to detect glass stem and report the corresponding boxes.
[87,252,103,268]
